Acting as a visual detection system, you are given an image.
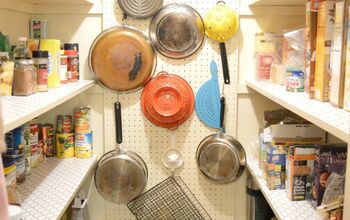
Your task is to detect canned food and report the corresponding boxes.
[29,118,40,168]
[56,133,74,158]
[56,115,72,133]
[39,123,54,157]
[2,156,19,204]
[5,127,24,155]
[75,132,93,158]
[74,107,91,134]
[4,154,25,183]
[23,123,31,175]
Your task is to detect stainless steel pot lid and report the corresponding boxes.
[94,152,148,204]
[118,0,163,19]
[149,3,205,59]
[196,134,246,183]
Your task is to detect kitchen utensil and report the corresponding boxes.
[141,71,194,129]
[89,26,156,92]
[118,0,163,19]
[204,1,239,84]
[94,102,148,204]
[195,60,221,129]
[162,132,184,172]
[128,176,212,220]
[149,3,205,59]
[196,97,246,183]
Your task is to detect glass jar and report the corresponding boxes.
[13,59,37,96]
[32,50,49,92]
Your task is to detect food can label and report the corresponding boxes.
[14,156,25,176]
[74,107,91,134]
[75,132,93,158]
[4,164,16,186]
[37,68,48,85]
[56,133,74,158]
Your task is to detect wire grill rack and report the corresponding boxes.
[127,176,212,220]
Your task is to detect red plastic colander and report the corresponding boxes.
[141,71,194,129]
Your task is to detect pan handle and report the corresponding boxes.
[220,96,225,129]
[128,53,142,81]
[115,102,122,144]
[219,42,230,84]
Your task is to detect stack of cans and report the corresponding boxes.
[56,115,74,158]
[74,107,93,158]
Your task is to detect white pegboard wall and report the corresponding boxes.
[102,0,239,219]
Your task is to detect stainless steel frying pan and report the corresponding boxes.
[196,97,246,184]
[94,102,148,203]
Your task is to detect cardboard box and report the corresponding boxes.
[265,144,287,190]
[314,0,336,101]
[263,124,326,143]
[329,1,346,108]
[305,0,318,99]
[343,5,350,111]
[312,145,347,207]
[286,145,316,201]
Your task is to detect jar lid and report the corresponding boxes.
[64,50,78,56]
[32,50,49,58]
[17,59,34,65]
[64,43,79,51]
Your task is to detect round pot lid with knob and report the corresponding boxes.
[196,133,246,183]
[118,0,163,19]
[89,26,156,92]
[149,3,205,59]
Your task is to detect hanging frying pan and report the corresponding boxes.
[89,26,156,92]
[149,3,205,59]
[118,0,163,19]
[204,1,239,84]
[196,97,246,184]
[94,102,148,204]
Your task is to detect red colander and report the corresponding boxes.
[141,71,194,129]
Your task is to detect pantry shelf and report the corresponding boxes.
[246,80,350,142]
[246,157,317,220]
[1,80,95,133]
[17,156,97,220]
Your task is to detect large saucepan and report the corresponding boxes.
[196,97,246,184]
[94,102,148,204]
[89,26,156,92]
[149,3,205,59]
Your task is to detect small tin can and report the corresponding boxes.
[5,127,24,155]
[56,132,74,158]
[74,107,91,134]
[4,154,26,183]
[29,118,39,153]
[39,123,54,157]
[75,132,93,159]
[56,115,73,133]
[30,144,41,168]
[23,123,31,175]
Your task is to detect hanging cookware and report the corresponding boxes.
[141,71,194,129]
[204,1,239,84]
[89,26,156,92]
[195,60,221,129]
[118,0,163,19]
[149,3,205,59]
[94,102,148,204]
[196,97,246,184]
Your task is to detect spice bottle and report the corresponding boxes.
[13,37,32,60]
[64,43,79,79]
[32,50,49,92]
[59,50,68,84]
[13,59,36,96]
[65,49,78,82]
